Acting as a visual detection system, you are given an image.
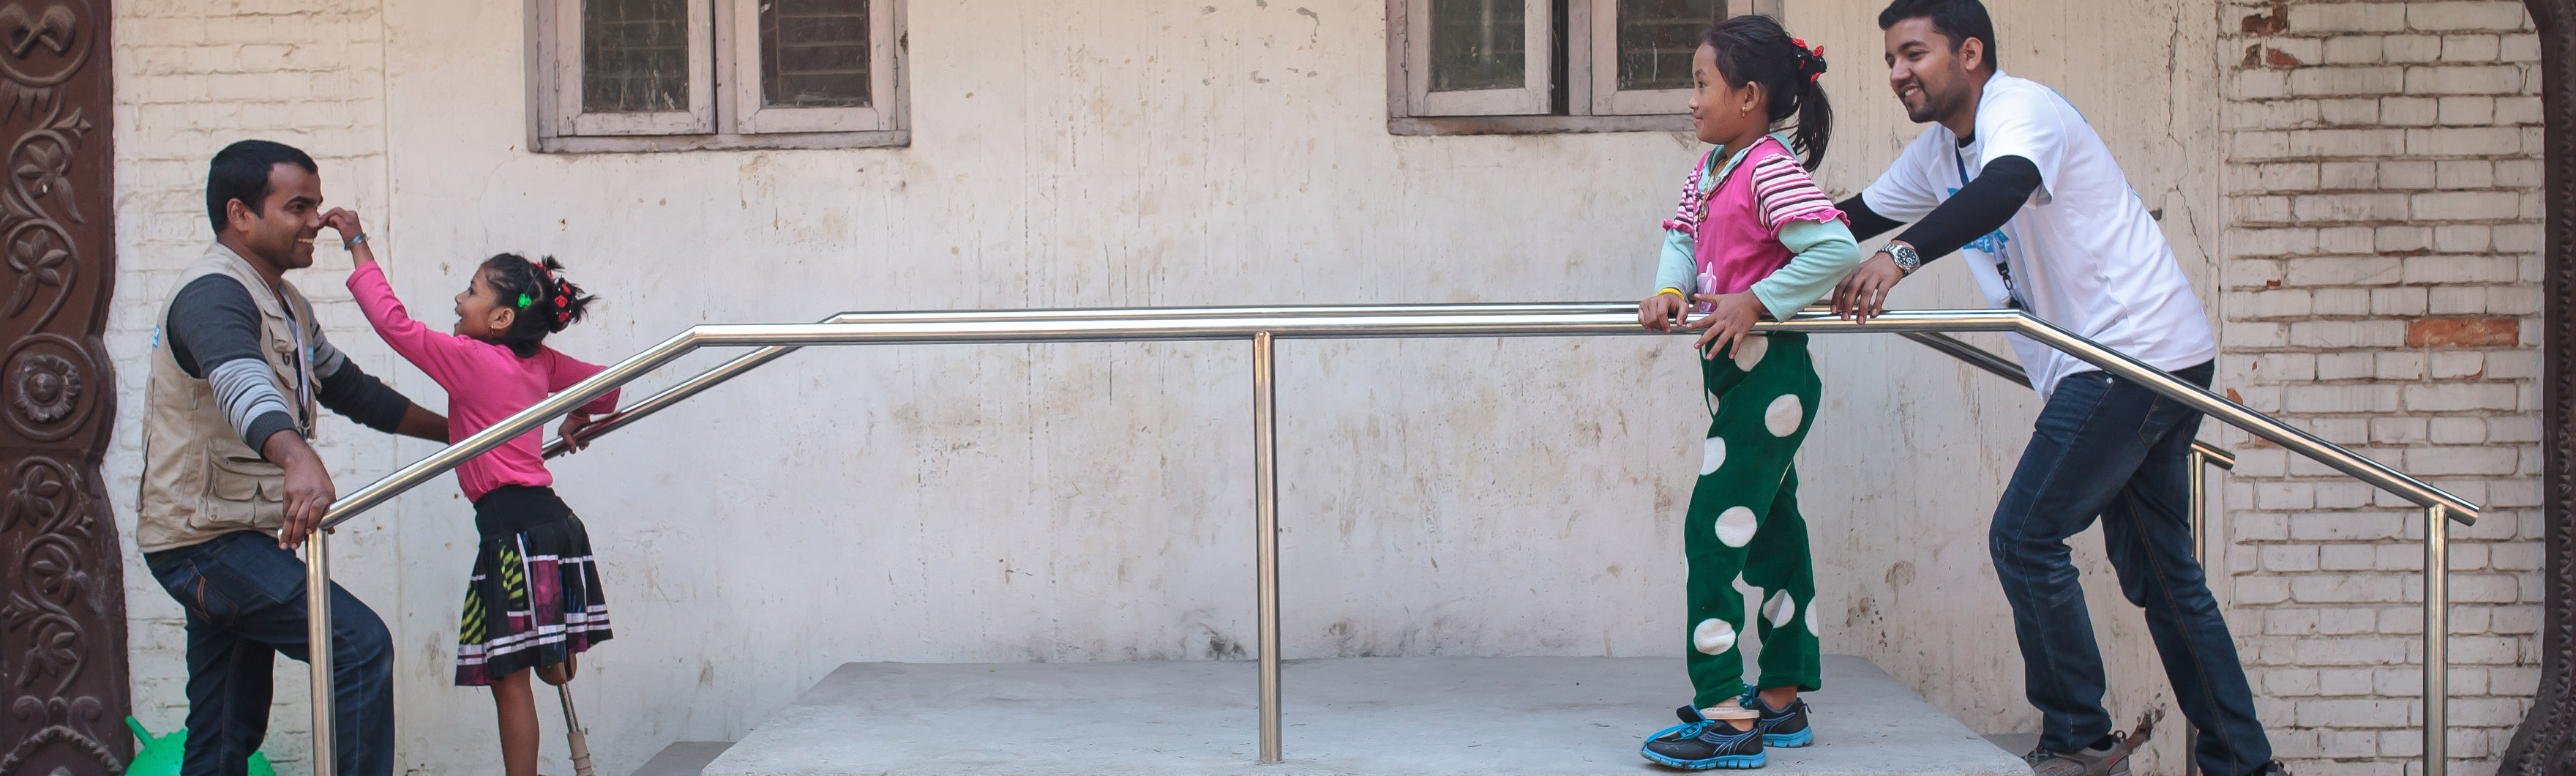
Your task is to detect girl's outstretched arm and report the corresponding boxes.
[343,253,487,390]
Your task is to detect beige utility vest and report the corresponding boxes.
[136,245,321,553]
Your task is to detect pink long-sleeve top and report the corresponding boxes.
[348,261,620,502]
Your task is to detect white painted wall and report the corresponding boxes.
[110,1,2223,774]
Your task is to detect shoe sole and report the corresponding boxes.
[1641,749,1767,770]
[1762,728,1812,748]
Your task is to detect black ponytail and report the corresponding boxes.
[1702,15,1835,171]
[479,253,599,358]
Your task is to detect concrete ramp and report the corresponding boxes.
[700,654,2024,776]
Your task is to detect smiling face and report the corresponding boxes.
[223,163,324,272]
[453,266,520,340]
[1882,16,1984,126]
[1687,43,1766,147]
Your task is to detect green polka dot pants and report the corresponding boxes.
[1683,332,1823,708]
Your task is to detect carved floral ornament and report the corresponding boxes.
[0,2,81,87]
[1,457,116,776]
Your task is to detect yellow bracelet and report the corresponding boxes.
[1653,288,1686,301]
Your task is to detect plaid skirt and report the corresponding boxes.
[455,485,611,686]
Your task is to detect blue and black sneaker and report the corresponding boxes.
[1640,706,1766,769]
[1739,690,1813,748]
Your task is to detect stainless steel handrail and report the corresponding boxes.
[540,303,1625,458]
[1902,332,2236,469]
[297,305,2479,776]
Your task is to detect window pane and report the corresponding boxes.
[582,0,690,113]
[1617,0,1721,91]
[1429,0,1525,92]
[763,0,871,108]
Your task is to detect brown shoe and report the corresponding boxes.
[2021,732,2132,776]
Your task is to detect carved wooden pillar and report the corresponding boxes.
[2503,1,2576,773]
[0,2,125,776]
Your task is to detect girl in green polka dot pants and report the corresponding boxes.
[1682,332,1821,713]
[1634,14,1861,768]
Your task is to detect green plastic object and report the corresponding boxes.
[125,717,277,776]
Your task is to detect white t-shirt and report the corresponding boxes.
[1860,72,2216,399]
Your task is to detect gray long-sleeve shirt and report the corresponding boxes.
[164,275,416,451]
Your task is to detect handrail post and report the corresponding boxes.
[1252,332,1283,764]
[2425,504,2448,776]
[306,529,337,776]
[2184,449,2206,776]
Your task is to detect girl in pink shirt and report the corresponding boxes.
[1630,14,1860,772]
[332,211,617,776]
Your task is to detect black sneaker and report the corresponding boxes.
[1641,706,1767,769]
[1739,691,1812,747]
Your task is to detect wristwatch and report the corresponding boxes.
[1884,242,1922,276]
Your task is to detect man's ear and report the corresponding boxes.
[1959,37,1985,73]
[222,197,255,236]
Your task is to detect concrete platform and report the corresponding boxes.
[701,655,2024,776]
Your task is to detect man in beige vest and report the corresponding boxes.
[140,141,447,776]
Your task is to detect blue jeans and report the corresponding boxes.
[145,531,396,776]
[1991,362,2272,775]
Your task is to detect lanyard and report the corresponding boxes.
[276,288,315,439]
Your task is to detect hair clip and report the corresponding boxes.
[516,293,533,308]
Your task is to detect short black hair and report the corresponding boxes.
[1878,0,1999,72]
[206,140,317,234]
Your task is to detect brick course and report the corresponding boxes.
[2223,1,2540,773]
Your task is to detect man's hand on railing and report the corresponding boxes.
[1832,252,1906,324]
[262,430,337,549]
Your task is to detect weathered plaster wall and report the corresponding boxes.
[110,1,2223,774]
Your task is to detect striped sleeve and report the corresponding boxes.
[1750,154,1846,233]
[207,357,299,449]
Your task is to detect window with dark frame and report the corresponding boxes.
[1390,0,1767,134]
[760,0,872,109]
[580,0,691,113]
[531,0,907,152]
[1615,0,1712,92]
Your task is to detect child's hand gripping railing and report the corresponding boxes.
[295,305,2481,776]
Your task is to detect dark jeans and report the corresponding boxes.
[145,531,395,776]
[1991,362,2272,775]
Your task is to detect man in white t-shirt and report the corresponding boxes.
[1828,3,2279,775]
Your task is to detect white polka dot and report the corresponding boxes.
[1732,573,1759,599]
[1803,601,1820,635]
[1764,590,1797,628]
[1693,618,1738,655]
[1764,395,1803,437]
[1700,437,1727,475]
[1731,334,1770,371]
[1707,392,1721,415]
[1714,507,1759,547]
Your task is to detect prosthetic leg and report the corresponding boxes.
[538,657,595,776]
